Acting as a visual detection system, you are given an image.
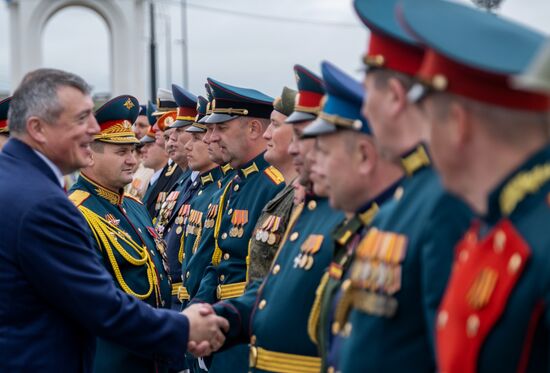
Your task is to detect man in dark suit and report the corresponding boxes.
[0,68,228,372]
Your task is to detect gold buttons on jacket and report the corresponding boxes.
[272,264,281,275]
[342,322,352,336]
[220,274,225,281]
[458,250,469,263]
[437,310,449,328]
[223,253,230,260]
[332,321,341,335]
[466,314,480,337]
[186,271,190,279]
[228,208,233,215]
[234,184,240,192]
[290,232,299,242]
[393,186,404,201]
[508,253,522,274]
[221,233,228,240]
[258,299,267,310]
[307,200,317,210]
[493,230,506,253]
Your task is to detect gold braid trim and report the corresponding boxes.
[500,163,550,216]
[307,272,330,345]
[178,232,185,264]
[192,221,203,254]
[212,180,234,266]
[332,280,353,335]
[78,205,159,301]
[245,238,252,285]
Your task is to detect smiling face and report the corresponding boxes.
[89,142,138,190]
[312,131,370,210]
[141,141,168,171]
[263,110,293,168]
[38,85,99,174]
[288,120,315,186]
[168,126,192,166]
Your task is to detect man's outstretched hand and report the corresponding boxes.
[183,303,229,357]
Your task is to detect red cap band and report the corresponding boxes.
[176,106,197,120]
[0,119,7,130]
[156,111,177,131]
[367,31,424,76]
[296,90,324,111]
[419,49,550,112]
[99,119,132,133]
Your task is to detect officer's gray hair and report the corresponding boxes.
[8,68,91,135]
[429,93,550,144]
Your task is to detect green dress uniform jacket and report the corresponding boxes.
[179,166,224,306]
[338,144,473,373]
[69,174,171,373]
[436,145,550,373]
[312,180,401,373]
[193,153,285,373]
[214,195,344,373]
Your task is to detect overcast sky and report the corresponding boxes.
[0,0,549,100]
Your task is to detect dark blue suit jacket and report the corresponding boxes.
[0,139,189,372]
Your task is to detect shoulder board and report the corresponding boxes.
[68,190,90,207]
[124,193,144,205]
[264,166,284,185]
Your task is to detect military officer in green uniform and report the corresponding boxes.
[301,61,404,373]
[183,87,235,310]
[0,96,11,151]
[183,90,235,373]
[189,78,286,372]
[68,95,172,373]
[247,86,298,285]
[400,1,550,372]
[205,65,344,373]
[336,1,473,372]
[179,95,225,307]
[144,88,183,218]
[156,84,197,309]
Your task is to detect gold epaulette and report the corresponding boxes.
[68,190,90,207]
[264,166,285,185]
[124,193,144,205]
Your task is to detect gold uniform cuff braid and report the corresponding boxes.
[249,346,321,373]
[171,282,183,296]
[78,205,159,302]
[216,282,247,299]
[178,286,190,301]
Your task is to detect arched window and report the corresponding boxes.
[42,6,111,98]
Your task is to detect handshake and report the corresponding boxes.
[182,303,229,357]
